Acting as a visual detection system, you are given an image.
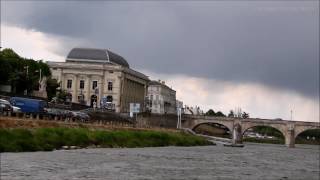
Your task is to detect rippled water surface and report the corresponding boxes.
[1,143,319,180]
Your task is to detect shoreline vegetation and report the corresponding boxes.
[243,137,320,145]
[0,128,214,152]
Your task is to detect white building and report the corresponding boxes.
[48,48,149,113]
[147,80,176,114]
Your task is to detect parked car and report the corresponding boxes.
[45,108,71,119]
[12,106,21,113]
[0,99,13,112]
[69,111,90,122]
[10,97,47,114]
[45,108,63,116]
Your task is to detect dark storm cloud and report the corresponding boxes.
[1,1,319,98]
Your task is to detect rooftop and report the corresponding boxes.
[149,80,176,92]
[66,48,129,68]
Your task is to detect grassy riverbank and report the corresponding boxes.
[0,128,213,152]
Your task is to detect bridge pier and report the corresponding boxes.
[232,123,243,145]
[285,128,295,148]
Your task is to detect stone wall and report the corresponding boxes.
[136,113,178,129]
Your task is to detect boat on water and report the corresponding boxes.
[223,143,245,148]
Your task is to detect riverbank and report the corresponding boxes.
[243,137,320,145]
[243,137,284,144]
[0,127,214,152]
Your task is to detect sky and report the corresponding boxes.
[1,1,319,122]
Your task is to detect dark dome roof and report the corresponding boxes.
[66,48,129,68]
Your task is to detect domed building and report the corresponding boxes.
[48,48,149,113]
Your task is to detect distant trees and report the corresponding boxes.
[215,111,226,117]
[228,110,235,117]
[242,112,249,119]
[205,109,215,116]
[205,108,249,118]
[46,78,59,100]
[205,109,226,117]
[0,48,51,95]
[228,110,249,118]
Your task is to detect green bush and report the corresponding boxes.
[0,128,212,152]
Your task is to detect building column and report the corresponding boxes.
[98,75,104,108]
[73,74,78,103]
[100,71,106,108]
[143,84,147,112]
[285,124,295,148]
[60,70,65,90]
[86,75,91,106]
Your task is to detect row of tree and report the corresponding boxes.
[205,109,250,118]
[205,109,226,117]
[227,110,249,118]
[0,48,59,99]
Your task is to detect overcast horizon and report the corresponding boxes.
[1,1,319,122]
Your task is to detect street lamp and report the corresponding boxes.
[24,66,29,95]
[35,69,42,90]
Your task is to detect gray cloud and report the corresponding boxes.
[1,1,319,98]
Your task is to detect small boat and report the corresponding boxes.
[223,143,245,148]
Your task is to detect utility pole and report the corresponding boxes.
[36,69,42,90]
[39,69,42,83]
[177,108,181,129]
[24,66,29,95]
[290,110,293,121]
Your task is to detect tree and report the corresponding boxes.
[0,48,51,95]
[228,110,235,117]
[46,78,59,100]
[11,72,33,94]
[215,111,226,117]
[205,109,216,116]
[0,58,12,84]
[1,48,20,59]
[57,90,68,103]
[242,112,249,119]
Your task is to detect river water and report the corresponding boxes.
[1,143,319,180]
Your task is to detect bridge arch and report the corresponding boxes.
[190,119,234,135]
[192,122,232,138]
[241,123,287,140]
[242,125,285,141]
[294,126,320,139]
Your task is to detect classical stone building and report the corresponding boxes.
[48,48,149,113]
[147,80,176,114]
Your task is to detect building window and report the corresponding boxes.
[92,81,97,90]
[106,95,113,102]
[67,79,72,89]
[66,93,72,103]
[80,80,85,89]
[108,81,113,91]
[78,94,85,103]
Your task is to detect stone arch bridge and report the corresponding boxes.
[181,115,320,148]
